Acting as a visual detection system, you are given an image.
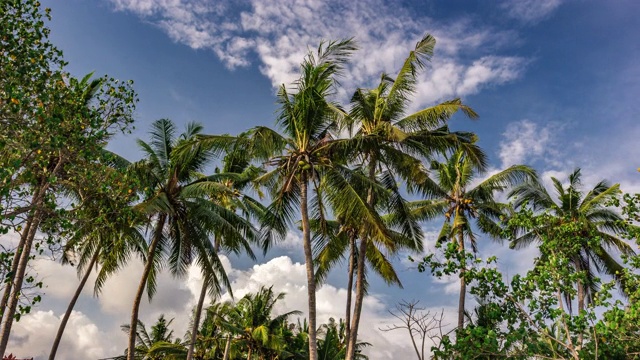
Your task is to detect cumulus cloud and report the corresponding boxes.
[8,253,455,359]
[7,310,121,359]
[500,0,563,24]
[106,0,527,107]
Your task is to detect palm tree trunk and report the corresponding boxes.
[247,346,253,360]
[346,238,366,360]
[188,239,221,360]
[300,179,318,360]
[222,334,231,360]
[49,248,100,360]
[347,165,376,360]
[575,258,585,347]
[186,280,208,360]
[127,215,166,360]
[457,232,466,330]
[0,205,43,356]
[346,160,376,360]
[344,233,356,351]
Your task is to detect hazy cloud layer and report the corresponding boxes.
[500,0,563,24]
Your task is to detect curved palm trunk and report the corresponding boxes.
[457,232,466,330]
[222,334,231,360]
[300,179,318,360]
[186,280,208,360]
[49,249,100,360]
[127,215,166,360]
[187,239,221,360]
[344,233,356,351]
[346,162,376,360]
[346,238,367,360]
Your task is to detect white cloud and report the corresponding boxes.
[7,310,121,359]
[8,253,452,359]
[107,0,527,107]
[500,0,563,24]
[498,119,556,168]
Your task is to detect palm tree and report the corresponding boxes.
[317,318,369,360]
[226,286,302,359]
[119,315,187,360]
[188,302,235,359]
[185,152,267,360]
[242,39,388,360]
[312,172,424,351]
[338,33,483,359]
[126,119,255,360]
[508,169,635,316]
[49,160,145,360]
[412,149,535,330]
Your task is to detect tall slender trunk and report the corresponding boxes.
[187,280,208,360]
[300,179,318,360]
[0,185,42,325]
[346,238,367,360]
[0,216,33,324]
[575,257,585,347]
[344,232,356,351]
[247,346,253,360]
[187,239,221,360]
[222,334,231,360]
[49,248,100,360]
[0,206,42,356]
[346,160,376,360]
[457,232,466,330]
[127,215,166,360]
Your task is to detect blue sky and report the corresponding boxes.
[7,0,640,358]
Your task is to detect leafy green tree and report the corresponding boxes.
[0,1,137,352]
[508,169,635,317]
[416,190,640,360]
[126,120,254,360]
[411,149,535,330]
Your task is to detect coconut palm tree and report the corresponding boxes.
[412,149,535,330]
[225,286,302,359]
[126,119,255,360]
[185,152,268,360]
[337,33,484,359]
[241,39,390,360]
[508,169,635,315]
[49,160,145,360]
[312,170,424,350]
[119,315,187,360]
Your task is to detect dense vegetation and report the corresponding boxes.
[1,1,638,359]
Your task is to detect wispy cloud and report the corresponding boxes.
[107,0,527,107]
[498,119,558,168]
[500,0,563,24]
